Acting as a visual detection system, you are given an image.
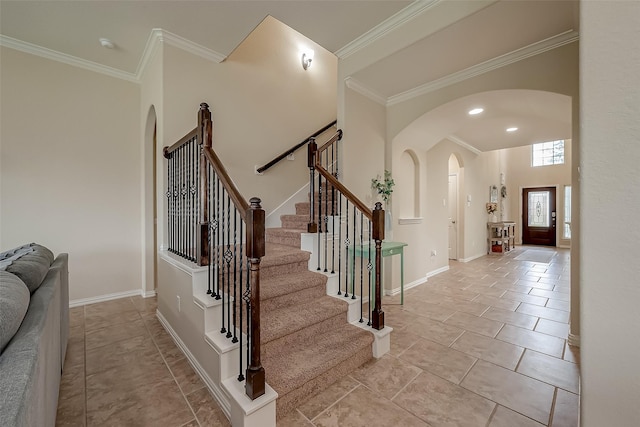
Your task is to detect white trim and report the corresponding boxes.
[159,250,208,275]
[1,28,226,83]
[386,30,579,106]
[397,217,423,225]
[344,77,387,105]
[155,29,226,64]
[384,275,427,297]
[446,135,482,155]
[69,289,141,308]
[142,289,157,298]
[0,34,139,83]
[459,253,485,263]
[568,332,580,347]
[156,311,232,419]
[336,0,440,59]
[135,29,163,79]
[427,265,449,278]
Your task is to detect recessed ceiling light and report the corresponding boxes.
[468,108,484,115]
[506,127,518,132]
[99,38,115,49]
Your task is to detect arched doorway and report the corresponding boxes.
[448,153,461,260]
[143,106,158,295]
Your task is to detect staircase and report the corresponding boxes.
[262,197,374,417]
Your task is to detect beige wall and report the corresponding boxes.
[580,1,640,425]
[0,46,142,302]
[160,16,337,221]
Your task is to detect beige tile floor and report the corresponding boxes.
[56,246,579,426]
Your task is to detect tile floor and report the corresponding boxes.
[56,246,579,426]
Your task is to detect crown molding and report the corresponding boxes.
[387,30,579,106]
[335,0,440,59]
[135,28,227,79]
[0,34,138,83]
[344,77,387,105]
[1,29,226,83]
[446,134,482,155]
[154,29,227,64]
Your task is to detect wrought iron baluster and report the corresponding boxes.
[220,185,227,334]
[215,176,221,299]
[359,212,364,308]
[367,222,373,325]
[237,219,245,380]
[187,141,192,261]
[232,208,238,344]
[351,207,357,299]
[323,150,328,273]
[207,165,212,295]
[317,170,322,271]
[225,191,232,339]
[344,200,350,298]
[337,193,342,294]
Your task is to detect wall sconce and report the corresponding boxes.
[301,49,314,70]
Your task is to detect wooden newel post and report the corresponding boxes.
[307,138,318,233]
[196,103,212,266]
[372,202,385,330]
[245,197,266,400]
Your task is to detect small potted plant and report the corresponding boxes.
[371,170,395,205]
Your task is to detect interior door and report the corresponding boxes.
[522,187,557,246]
[448,174,458,259]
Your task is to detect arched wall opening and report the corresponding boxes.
[143,105,158,295]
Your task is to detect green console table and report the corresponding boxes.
[349,241,408,305]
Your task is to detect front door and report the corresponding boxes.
[522,187,556,246]
[448,174,458,259]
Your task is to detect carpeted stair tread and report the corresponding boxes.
[261,296,347,345]
[262,324,373,396]
[260,270,326,301]
[262,242,309,267]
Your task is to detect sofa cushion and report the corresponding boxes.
[0,271,30,353]
[4,244,54,293]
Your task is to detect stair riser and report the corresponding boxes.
[265,234,301,248]
[275,345,373,418]
[262,313,347,359]
[261,284,327,313]
[296,203,339,216]
[261,261,310,279]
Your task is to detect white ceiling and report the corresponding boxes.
[0,0,578,153]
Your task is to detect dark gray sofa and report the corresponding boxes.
[0,243,69,427]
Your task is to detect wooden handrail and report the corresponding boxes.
[202,147,250,218]
[313,130,371,221]
[164,127,197,158]
[255,120,337,174]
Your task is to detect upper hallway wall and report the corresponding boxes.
[159,16,338,216]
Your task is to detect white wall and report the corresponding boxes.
[580,1,640,425]
[0,46,142,302]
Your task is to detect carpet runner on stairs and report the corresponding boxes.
[260,198,373,417]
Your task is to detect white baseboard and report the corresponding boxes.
[156,311,232,418]
[384,276,428,297]
[427,265,450,278]
[142,289,157,298]
[69,289,141,308]
[458,253,485,263]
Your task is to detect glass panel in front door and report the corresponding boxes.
[528,191,550,227]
